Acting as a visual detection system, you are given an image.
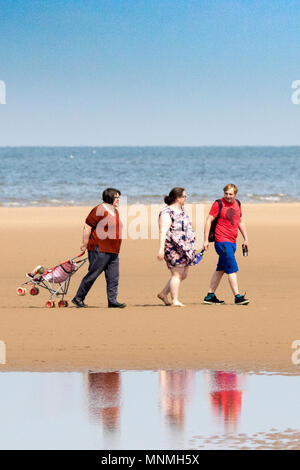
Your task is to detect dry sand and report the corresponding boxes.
[1,204,300,373]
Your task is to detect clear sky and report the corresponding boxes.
[0,0,300,146]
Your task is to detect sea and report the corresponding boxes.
[1,146,300,206]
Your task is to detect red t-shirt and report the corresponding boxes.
[209,198,242,243]
[85,203,122,254]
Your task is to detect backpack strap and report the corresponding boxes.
[215,199,222,220]
[208,199,222,242]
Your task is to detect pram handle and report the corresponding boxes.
[69,252,87,262]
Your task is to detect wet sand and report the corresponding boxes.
[191,429,300,450]
[1,204,300,374]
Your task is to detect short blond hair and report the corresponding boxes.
[223,183,238,194]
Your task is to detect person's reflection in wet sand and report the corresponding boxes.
[87,371,121,447]
[206,370,246,433]
[160,370,194,430]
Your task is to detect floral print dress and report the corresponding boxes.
[159,206,197,268]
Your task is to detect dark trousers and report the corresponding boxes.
[75,247,119,304]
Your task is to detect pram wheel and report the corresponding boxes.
[30,287,39,296]
[16,287,27,296]
[45,301,56,308]
[58,300,68,308]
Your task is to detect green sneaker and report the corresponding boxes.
[203,293,225,305]
[235,294,249,305]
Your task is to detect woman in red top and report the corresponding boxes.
[72,188,126,308]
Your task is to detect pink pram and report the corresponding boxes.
[16,253,87,308]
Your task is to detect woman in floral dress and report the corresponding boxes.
[157,187,198,307]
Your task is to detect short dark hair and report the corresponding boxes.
[102,188,121,204]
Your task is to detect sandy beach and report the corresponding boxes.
[1,203,300,374]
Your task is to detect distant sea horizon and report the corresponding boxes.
[1,146,300,207]
[1,145,300,148]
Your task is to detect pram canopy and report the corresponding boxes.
[43,261,78,283]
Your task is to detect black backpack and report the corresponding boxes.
[208,199,241,242]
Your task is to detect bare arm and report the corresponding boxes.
[157,213,172,260]
[81,223,92,253]
[238,218,249,248]
[203,214,215,250]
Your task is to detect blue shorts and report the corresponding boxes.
[215,242,238,274]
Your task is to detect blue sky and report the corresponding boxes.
[0,0,300,145]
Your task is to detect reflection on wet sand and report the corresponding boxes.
[160,370,195,427]
[87,371,121,434]
[206,371,247,432]
[84,369,247,448]
[0,369,298,449]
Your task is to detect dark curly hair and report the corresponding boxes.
[164,187,185,205]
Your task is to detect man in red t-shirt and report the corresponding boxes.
[202,184,249,305]
[72,188,126,308]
